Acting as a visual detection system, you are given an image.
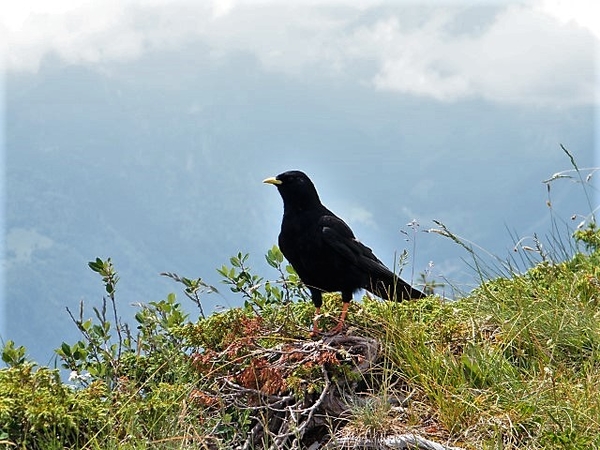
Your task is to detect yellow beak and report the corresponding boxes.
[263,177,282,185]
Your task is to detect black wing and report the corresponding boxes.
[319,214,392,278]
[319,213,425,300]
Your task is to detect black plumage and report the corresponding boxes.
[264,170,425,333]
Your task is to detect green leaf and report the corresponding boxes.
[61,342,72,357]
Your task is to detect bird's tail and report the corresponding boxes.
[367,273,426,301]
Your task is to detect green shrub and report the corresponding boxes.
[0,363,109,449]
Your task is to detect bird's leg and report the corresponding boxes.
[310,307,322,336]
[329,302,350,335]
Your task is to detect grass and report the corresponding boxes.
[340,221,600,449]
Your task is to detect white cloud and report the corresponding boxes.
[346,205,377,229]
[460,4,596,104]
[212,0,235,19]
[5,227,53,264]
[350,15,472,101]
[539,0,600,39]
[2,1,144,71]
[345,4,596,104]
[1,1,597,106]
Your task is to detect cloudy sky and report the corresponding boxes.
[1,0,598,363]
[3,0,599,104]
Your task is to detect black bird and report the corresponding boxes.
[264,170,425,334]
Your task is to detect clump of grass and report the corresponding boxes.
[353,224,600,448]
[342,395,402,440]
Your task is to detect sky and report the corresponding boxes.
[0,0,599,364]
[2,0,599,103]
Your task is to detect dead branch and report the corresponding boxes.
[197,333,461,449]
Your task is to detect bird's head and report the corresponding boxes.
[263,170,321,210]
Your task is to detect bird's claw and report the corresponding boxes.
[326,322,345,335]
